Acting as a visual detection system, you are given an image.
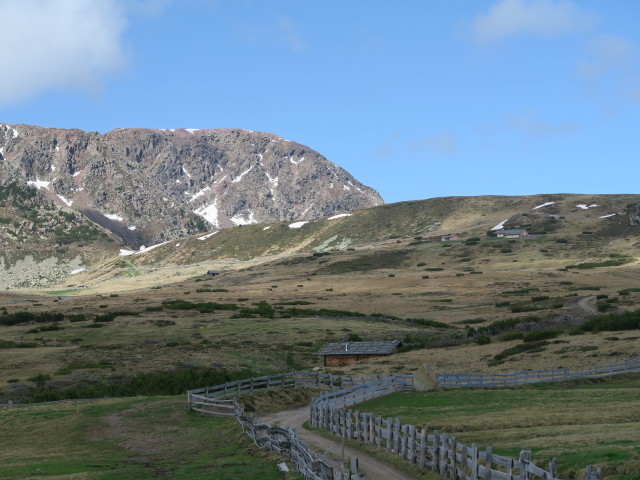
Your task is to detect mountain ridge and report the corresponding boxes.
[0,123,383,248]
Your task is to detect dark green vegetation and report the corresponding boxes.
[356,375,640,479]
[28,367,256,403]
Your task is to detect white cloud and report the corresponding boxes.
[277,16,306,53]
[508,113,579,136]
[577,34,636,78]
[412,132,457,155]
[472,0,596,44]
[376,133,400,158]
[0,0,127,105]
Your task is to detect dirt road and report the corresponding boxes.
[259,406,414,480]
[578,295,598,315]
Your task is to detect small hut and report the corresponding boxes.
[495,229,528,238]
[317,340,402,367]
[441,233,462,242]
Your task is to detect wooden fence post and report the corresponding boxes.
[460,443,468,479]
[393,417,401,453]
[439,433,448,476]
[470,443,478,480]
[485,446,493,480]
[549,458,558,479]
[519,450,531,480]
[450,437,457,480]
[407,425,416,464]
[369,414,375,445]
[354,410,360,440]
[386,418,393,452]
[432,430,440,472]
[419,427,427,468]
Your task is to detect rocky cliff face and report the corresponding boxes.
[0,123,383,247]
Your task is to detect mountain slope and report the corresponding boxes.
[0,123,382,248]
[68,193,639,290]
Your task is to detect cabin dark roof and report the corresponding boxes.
[317,340,402,356]
[497,229,527,235]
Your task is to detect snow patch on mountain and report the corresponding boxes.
[197,231,218,241]
[104,213,123,221]
[194,199,220,227]
[189,186,211,202]
[327,213,352,220]
[230,210,257,226]
[289,221,308,229]
[27,179,51,190]
[232,165,254,183]
[57,194,73,207]
[492,219,509,231]
[533,202,554,210]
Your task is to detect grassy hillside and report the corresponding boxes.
[0,395,301,479]
[0,192,639,478]
[356,375,640,479]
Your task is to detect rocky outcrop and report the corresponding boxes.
[0,123,383,247]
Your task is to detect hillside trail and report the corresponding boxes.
[578,295,598,315]
[259,406,413,480]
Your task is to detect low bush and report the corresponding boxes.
[523,329,562,342]
[500,331,524,341]
[580,310,640,332]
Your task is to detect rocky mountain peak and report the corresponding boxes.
[0,123,383,247]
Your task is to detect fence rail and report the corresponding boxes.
[188,371,381,479]
[189,370,603,480]
[188,370,385,400]
[437,357,640,388]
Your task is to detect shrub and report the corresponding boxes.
[580,310,640,332]
[556,238,568,243]
[405,318,450,328]
[416,262,426,267]
[500,331,524,341]
[523,330,562,342]
[492,341,548,362]
[425,267,443,272]
[495,301,511,307]
[531,296,550,302]
[475,335,491,345]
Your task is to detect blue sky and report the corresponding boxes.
[0,0,638,203]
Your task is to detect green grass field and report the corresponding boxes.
[0,396,301,479]
[355,375,640,479]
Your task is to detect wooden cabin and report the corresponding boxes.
[495,229,528,238]
[441,233,462,242]
[317,340,402,367]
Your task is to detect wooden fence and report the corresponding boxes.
[436,357,640,388]
[188,371,385,479]
[188,370,387,401]
[190,371,603,480]
[310,402,602,480]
